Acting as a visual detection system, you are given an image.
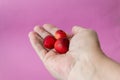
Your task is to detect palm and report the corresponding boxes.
[43,34,78,80]
[44,50,74,79]
[29,24,76,79]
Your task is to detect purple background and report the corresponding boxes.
[0,0,120,80]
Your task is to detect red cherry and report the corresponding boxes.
[54,38,69,54]
[43,35,56,49]
[55,30,67,39]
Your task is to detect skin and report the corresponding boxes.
[29,24,120,80]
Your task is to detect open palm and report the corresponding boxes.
[29,24,103,80]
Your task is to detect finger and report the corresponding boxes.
[43,24,72,39]
[43,24,59,36]
[33,25,58,56]
[72,26,86,34]
[34,25,50,39]
[28,31,47,61]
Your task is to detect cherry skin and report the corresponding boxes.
[54,38,69,54]
[43,35,56,49]
[55,30,67,39]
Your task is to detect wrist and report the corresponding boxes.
[94,52,120,80]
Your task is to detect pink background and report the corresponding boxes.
[0,0,120,80]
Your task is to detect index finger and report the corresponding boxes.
[43,24,59,36]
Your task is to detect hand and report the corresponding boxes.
[28,24,110,80]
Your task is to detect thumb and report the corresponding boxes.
[72,26,86,34]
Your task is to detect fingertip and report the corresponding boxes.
[43,24,52,27]
[43,24,56,29]
[43,24,49,28]
[72,25,82,30]
[28,31,38,40]
[72,26,86,34]
[72,26,78,30]
[72,26,79,34]
[28,31,34,38]
[34,25,41,31]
